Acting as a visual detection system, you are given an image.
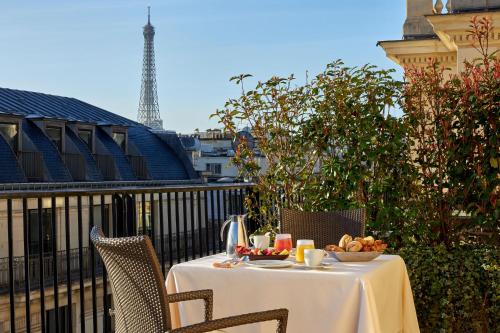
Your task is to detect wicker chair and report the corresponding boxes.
[90,226,288,333]
[281,208,366,249]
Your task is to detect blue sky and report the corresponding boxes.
[0,0,405,133]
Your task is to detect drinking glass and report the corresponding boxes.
[274,233,292,252]
[296,239,314,263]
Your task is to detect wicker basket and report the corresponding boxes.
[281,208,366,249]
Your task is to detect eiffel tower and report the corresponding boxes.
[137,6,163,130]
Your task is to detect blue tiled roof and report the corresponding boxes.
[95,127,136,181]
[153,131,199,179]
[0,135,25,182]
[129,127,191,180]
[65,128,103,181]
[0,87,200,183]
[0,88,137,126]
[22,120,72,182]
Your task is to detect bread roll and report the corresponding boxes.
[338,234,353,249]
[363,236,375,246]
[325,244,345,252]
[346,240,363,252]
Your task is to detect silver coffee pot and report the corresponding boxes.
[220,214,249,257]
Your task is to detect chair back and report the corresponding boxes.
[90,226,170,333]
[281,208,366,248]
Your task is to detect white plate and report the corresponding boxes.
[245,260,294,269]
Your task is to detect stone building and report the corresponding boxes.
[378,0,500,74]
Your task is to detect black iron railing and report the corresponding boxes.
[0,182,254,333]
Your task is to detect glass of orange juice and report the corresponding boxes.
[296,239,314,263]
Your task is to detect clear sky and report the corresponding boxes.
[0,0,405,133]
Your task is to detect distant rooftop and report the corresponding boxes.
[0,87,137,126]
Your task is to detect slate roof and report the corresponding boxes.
[22,120,73,182]
[0,87,200,183]
[65,128,103,181]
[129,128,192,180]
[0,134,25,182]
[0,87,136,126]
[95,127,136,181]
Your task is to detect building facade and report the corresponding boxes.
[0,88,206,332]
[179,129,268,182]
[378,0,500,74]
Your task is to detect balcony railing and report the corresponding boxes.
[18,151,44,182]
[94,154,117,180]
[63,153,86,181]
[127,155,150,180]
[0,182,253,333]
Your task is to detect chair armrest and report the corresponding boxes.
[168,289,213,321]
[169,308,288,333]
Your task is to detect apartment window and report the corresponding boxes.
[28,208,53,255]
[112,132,126,151]
[46,126,62,152]
[0,122,18,151]
[78,129,92,150]
[46,306,69,333]
[206,163,222,175]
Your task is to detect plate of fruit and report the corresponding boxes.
[324,234,388,262]
[235,246,290,261]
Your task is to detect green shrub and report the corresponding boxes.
[397,244,499,332]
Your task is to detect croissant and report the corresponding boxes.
[355,237,368,246]
[346,240,363,252]
[363,236,375,246]
[373,242,388,252]
[339,234,353,248]
[325,244,345,252]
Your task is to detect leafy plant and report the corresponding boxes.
[212,62,413,245]
[397,244,499,332]
[403,16,499,246]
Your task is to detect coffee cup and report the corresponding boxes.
[303,249,325,267]
[249,234,270,250]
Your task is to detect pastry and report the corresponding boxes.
[346,240,363,252]
[355,237,367,246]
[325,244,345,252]
[373,240,388,252]
[363,236,375,246]
[338,234,353,248]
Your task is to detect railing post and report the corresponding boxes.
[51,196,59,333]
[21,198,31,333]
[7,199,16,333]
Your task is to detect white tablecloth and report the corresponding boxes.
[166,254,419,333]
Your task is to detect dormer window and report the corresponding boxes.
[0,122,19,151]
[78,129,93,150]
[112,131,126,151]
[46,126,62,152]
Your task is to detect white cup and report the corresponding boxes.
[304,249,325,267]
[250,234,270,250]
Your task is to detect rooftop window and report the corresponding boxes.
[0,122,19,151]
[112,131,126,151]
[46,126,62,152]
[78,129,93,151]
